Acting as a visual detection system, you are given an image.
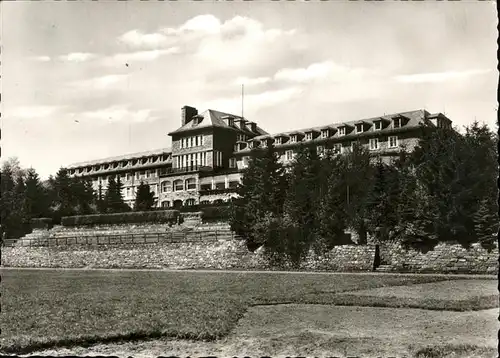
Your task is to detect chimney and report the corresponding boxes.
[181,106,198,126]
[249,122,257,132]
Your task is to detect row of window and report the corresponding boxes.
[160,179,239,193]
[252,119,404,149]
[71,155,169,175]
[175,152,208,168]
[93,169,162,184]
[240,136,401,165]
[160,198,230,208]
[180,135,204,149]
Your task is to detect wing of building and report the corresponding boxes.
[65,106,452,209]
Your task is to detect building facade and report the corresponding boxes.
[66,106,452,208]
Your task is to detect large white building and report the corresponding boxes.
[66,106,452,208]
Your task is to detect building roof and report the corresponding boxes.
[168,109,268,136]
[66,147,172,169]
[251,109,433,141]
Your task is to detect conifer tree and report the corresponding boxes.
[134,181,155,211]
[24,168,49,218]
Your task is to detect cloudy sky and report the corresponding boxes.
[3,1,497,178]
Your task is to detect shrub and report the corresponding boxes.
[201,205,230,221]
[61,210,180,227]
[30,218,53,230]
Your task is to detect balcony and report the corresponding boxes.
[199,187,237,195]
[159,165,212,177]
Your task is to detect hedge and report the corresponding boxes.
[61,210,180,227]
[30,218,53,230]
[200,205,230,221]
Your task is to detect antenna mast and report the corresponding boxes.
[241,84,244,119]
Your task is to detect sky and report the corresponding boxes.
[2,1,498,179]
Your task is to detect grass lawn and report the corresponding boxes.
[0,269,495,354]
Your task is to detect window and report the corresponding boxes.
[275,137,282,145]
[161,201,170,208]
[215,182,226,190]
[200,184,211,191]
[290,135,297,143]
[393,118,401,128]
[333,143,342,154]
[173,179,184,192]
[161,181,171,193]
[305,133,313,140]
[200,200,210,205]
[185,178,196,190]
[126,187,131,197]
[229,158,237,168]
[389,136,399,148]
[126,173,131,181]
[356,124,364,133]
[286,150,294,160]
[261,140,267,148]
[374,121,382,130]
[321,130,329,138]
[195,136,199,146]
[146,170,151,178]
[369,138,379,150]
[317,145,324,154]
[228,181,239,188]
[185,198,196,206]
[338,127,346,136]
[200,135,204,145]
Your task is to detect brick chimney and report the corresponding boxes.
[181,106,198,126]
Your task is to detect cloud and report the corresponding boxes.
[101,48,179,66]
[9,105,63,119]
[234,76,271,86]
[69,74,130,90]
[76,105,158,124]
[163,14,222,36]
[274,61,371,83]
[205,87,301,114]
[58,52,98,62]
[118,30,170,48]
[395,69,492,83]
[31,56,51,62]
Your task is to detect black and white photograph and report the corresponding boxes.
[1,1,498,357]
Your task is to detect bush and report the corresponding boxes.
[30,218,53,230]
[201,205,230,221]
[61,210,180,227]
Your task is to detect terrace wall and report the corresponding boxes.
[1,229,497,274]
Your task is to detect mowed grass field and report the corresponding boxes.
[0,269,496,354]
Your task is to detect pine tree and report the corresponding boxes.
[230,143,287,251]
[24,168,48,219]
[104,176,127,213]
[134,181,155,211]
[473,197,498,250]
[97,182,106,213]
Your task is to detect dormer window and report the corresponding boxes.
[393,118,401,128]
[228,118,234,126]
[374,121,382,130]
[305,132,313,141]
[355,123,364,133]
[275,137,282,145]
[290,135,297,143]
[261,140,267,148]
[338,127,346,136]
[321,129,329,139]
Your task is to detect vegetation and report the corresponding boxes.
[61,210,179,226]
[134,181,155,211]
[230,121,499,264]
[1,269,482,354]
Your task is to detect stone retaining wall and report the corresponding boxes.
[380,241,498,274]
[2,234,497,274]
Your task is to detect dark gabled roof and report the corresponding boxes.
[66,148,172,169]
[168,109,268,136]
[251,109,432,141]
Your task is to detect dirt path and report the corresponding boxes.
[22,305,498,358]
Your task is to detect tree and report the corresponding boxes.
[473,197,498,251]
[51,168,75,219]
[97,182,106,213]
[342,143,375,243]
[104,176,128,213]
[24,168,49,219]
[230,144,287,251]
[134,181,155,211]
